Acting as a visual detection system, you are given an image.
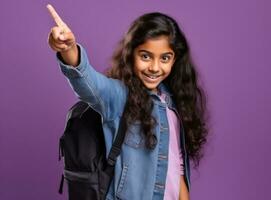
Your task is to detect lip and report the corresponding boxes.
[142,73,161,83]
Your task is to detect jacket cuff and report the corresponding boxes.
[56,44,88,79]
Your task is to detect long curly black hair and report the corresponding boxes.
[107,12,208,168]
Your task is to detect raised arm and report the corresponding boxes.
[46,4,127,121]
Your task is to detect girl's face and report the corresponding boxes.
[133,35,175,92]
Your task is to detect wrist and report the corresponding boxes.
[60,43,79,67]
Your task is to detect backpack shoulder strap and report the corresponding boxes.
[107,105,128,166]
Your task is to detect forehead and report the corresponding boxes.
[135,36,174,54]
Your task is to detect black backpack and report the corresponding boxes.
[58,101,127,200]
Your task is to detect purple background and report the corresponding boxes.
[0,0,270,199]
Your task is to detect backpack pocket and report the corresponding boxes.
[64,170,99,200]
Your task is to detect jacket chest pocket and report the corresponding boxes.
[124,122,145,148]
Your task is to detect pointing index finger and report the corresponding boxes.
[47,4,65,27]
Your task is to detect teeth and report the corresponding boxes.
[146,74,159,79]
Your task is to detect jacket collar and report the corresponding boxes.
[148,83,178,111]
[157,83,173,97]
[148,83,173,97]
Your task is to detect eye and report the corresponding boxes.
[161,55,171,63]
[140,54,150,61]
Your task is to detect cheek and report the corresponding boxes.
[134,58,147,71]
[133,60,142,76]
[163,64,174,75]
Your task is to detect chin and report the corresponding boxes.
[144,84,159,91]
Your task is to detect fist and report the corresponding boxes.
[47,4,76,52]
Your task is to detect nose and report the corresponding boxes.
[148,60,160,74]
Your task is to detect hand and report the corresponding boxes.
[47,4,76,52]
[179,176,190,200]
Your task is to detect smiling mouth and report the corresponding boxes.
[143,73,161,80]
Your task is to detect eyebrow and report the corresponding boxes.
[137,50,174,56]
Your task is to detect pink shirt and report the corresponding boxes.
[159,93,184,200]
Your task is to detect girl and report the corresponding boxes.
[47,4,208,200]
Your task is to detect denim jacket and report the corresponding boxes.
[57,44,191,200]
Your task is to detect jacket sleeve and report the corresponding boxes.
[56,44,127,121]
